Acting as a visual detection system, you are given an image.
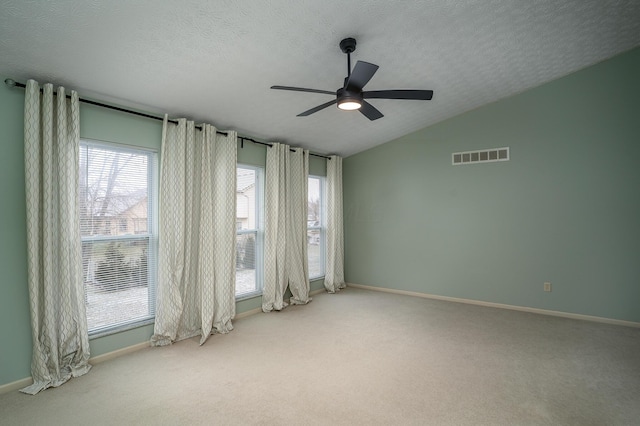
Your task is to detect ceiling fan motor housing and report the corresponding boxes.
[336,87,363,109]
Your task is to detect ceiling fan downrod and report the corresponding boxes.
[339,37,357,78]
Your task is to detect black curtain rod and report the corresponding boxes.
[4,79,331,160]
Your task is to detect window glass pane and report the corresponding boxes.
[236,168,256,231]
[308,176,324,279]
[236,232,257,296]
[307,177,320,227]
[80,142,156,333]
[80,146,149,237]
[83,238,152,329]
[236,166,262,297]
[307,229,322,278]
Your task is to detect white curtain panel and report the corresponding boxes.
[262,143,311,312]
[151,117,237,346]
[287,147,311,306]
[21,80,91,395]
[324,155,346,293]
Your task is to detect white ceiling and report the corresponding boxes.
[1,1,639,157]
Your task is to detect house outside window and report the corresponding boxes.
[236,165,264,298]
[79,140,157,335]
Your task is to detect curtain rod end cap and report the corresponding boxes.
[4,78,16,87]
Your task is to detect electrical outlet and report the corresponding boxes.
[544,282,552,292]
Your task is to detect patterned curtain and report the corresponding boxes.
[324,155,346,293]
[151,117,237,346]
[21,80,91,395]
[262,143,311,311]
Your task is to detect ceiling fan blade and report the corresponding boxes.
[359,101,384,121]
[297,99,338,116]
[271,86,335,95]
[345,61,379,92]
[363,90,434,100]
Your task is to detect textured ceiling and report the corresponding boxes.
[1,0,639,157]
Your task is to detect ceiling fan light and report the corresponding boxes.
[338,100,362,110]
[336,87,364,111]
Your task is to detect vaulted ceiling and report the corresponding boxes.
[1,1,639,157]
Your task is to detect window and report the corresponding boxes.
[236,165,264,298]
[308,176,325,279]
[79,141,158,335]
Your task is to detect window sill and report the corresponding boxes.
[88,317,155,340]
[235,290,262,301]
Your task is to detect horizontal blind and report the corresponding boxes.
[79,142,157,333]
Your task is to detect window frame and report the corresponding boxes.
[235,164,264,300]
[80,139,158,338]
[307,175,326,280]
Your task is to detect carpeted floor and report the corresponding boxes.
[1,287,639,425]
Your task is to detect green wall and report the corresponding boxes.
[0,82,32,388]
[0,83,326,387]
[343,47,640,323]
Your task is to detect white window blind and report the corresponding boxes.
[236,166,263,298]
[79,141,157,334]
[308,176,325,279]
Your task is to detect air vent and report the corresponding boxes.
[452,147,509,165]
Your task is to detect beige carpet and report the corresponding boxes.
[2,287,639,425]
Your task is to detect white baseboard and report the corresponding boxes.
[235,307,262,319]
[89,341,150,365]
[347,282,640,328]
[0,377,33,395]
[310,288,326,296]
[88,290,329,367]
[1,340,152,395]
[235,288,326,319]
[1,286,354,395]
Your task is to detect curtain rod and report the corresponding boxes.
[4,78,331,160]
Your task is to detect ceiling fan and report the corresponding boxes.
[271,37,434,121]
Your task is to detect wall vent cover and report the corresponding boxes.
[452,147,509,165]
